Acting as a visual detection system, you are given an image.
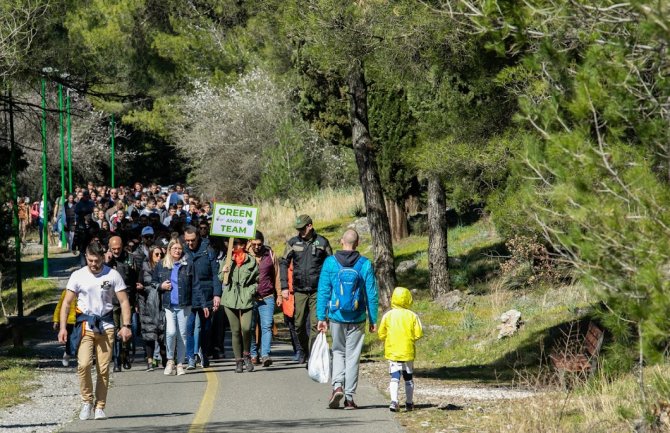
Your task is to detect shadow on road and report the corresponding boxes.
[67,418,384,432]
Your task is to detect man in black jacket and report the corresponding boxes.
[106,236,138,372]
[280,215,332,363]
[183,226,221,369]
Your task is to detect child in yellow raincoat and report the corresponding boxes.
[378,287,423,412]
[53,289,77,367]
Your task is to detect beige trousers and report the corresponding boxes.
[76,328,115,409]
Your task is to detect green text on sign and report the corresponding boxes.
[210,203,258,239]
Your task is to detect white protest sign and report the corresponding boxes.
[210,203,258,239]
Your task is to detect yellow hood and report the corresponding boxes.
[391,287,412,309]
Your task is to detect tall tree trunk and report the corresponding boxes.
[348,60,396,308]
[428,174,450,298]
[385,198,409,242]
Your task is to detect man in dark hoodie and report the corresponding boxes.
[316,229,378,410]
[183,225,222,369]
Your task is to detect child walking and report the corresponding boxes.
[53,289,77,367]
[378,286,423,412]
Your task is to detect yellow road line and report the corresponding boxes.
[188,368,219,433]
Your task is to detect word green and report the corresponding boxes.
[218,208,253,218]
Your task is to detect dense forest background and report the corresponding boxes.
[2,0,670,369]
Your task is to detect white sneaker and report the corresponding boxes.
[176,364,185,376]
[164,360,175,375]
[62,353,70,367]
[79,403,93,420]
[94,408,107,420]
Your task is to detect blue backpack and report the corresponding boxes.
[329,257,365,313]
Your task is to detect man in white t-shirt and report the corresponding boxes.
[58,241,132,421]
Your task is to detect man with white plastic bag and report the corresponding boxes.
[316,229,379,410]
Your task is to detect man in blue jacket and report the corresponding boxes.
[183,225,222,369]
[317,229,378,410]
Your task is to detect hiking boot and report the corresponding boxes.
[344,399,358,410]
[186,358,196,370]
[235,360,244,373]
[94,408,107,420]
[176,364,186,376]
[261,356,273,367]
[164,360,175,375]
[121,350,131,369]
[243,354,255,372]
[405,402,414,412]
[79,403,93,420]
[328,387,344,409]
[389,401,399,412]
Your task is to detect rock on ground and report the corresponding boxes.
[348,217,370,234]
[497,309,522,339]
[435,290,465,311]
[396,260,418,274]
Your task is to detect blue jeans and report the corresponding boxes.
[250,295,275,358]
[186,308,211,362]
[165,306,191,364]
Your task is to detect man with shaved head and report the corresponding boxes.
[316,229,379,410]
[105,235,138,372]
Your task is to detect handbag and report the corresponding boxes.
[308,332,331,384]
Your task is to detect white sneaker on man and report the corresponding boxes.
[62,352,70,367]
[94,408,107,420]
[79,403,93,420]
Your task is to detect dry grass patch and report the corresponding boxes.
[255,187,363,249]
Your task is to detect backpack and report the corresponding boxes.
[329,257,365,313]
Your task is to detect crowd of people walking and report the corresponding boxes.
[46,180,422,421]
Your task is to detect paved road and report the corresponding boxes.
[59,343,401,433]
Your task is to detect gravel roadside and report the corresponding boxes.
[0,367,80,433]
[359,360,536,407]
[0,250,82,433]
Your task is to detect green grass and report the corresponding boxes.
[0,354,38,408]
[0,278,60,323]
[356,218,594,383]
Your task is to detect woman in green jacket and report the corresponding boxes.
[221,238,259,373]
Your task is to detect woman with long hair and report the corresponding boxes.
[152,239,202,376]
[137,245,166,371]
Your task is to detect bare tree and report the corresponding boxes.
[0,0,49,81]
[6,85,132,197]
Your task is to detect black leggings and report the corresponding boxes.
[143,339,166,364]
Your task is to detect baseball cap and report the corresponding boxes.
[141,226,155,237]
[294,214,312,230]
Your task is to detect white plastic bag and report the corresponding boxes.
[308,332,331,383]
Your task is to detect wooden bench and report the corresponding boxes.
[550,321,604,381]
